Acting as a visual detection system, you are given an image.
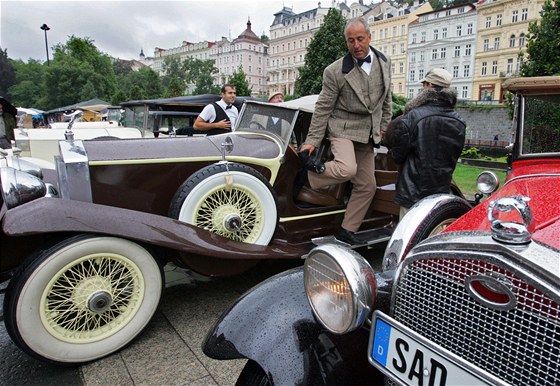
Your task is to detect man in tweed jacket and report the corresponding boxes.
[300,17,392,245]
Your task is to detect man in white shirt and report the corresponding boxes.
[194,84,238,136]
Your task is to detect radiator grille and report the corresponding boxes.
[392,254,560,386]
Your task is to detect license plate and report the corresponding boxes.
[368,311,508,386]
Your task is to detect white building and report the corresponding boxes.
[210,19,268,97]
[407,3,478,100]
[151,41,213,75]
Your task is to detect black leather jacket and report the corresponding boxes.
[385,88,466,208]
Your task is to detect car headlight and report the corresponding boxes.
[477,171,500,194]
[0,155,43,178]
[1,167,47,209]
[304,244,376,334]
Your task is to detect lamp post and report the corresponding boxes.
[40,23,50,66]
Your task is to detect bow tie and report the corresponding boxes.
[225,105,232,110]
[357,55,371,66]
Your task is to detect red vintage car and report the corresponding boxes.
[203,76,560,385]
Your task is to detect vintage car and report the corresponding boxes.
[0,94,469,365]
[202,76,560,385]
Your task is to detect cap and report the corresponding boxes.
[419,68,452,88]
[268,91,284,102]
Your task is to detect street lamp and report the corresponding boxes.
[40,23,50,66]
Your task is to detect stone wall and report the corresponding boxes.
[456,106,513,143]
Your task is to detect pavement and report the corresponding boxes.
[0,259,304,386]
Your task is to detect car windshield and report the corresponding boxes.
[236,102,299,147]
[521,94,560,155]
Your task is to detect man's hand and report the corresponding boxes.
[215,119,231,129]
[299,143,315,154]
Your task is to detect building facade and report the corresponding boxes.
[210,19,268,96]
[151,41,213,74]
[407,3,478,100]
[472,0,545,101]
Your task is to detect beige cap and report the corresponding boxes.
[419,68,452,88]
[268,91,284,102]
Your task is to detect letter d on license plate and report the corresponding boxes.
[368,311,507,386]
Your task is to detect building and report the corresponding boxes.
[210,19,268,97]
[472,0,545,101]
[151,41,214,75]
[367,0,433,97]
[407,3,479,100]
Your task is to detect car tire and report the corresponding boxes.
[3,234,163,365]
[236,360,272,386]
[409,199,471,244]
[169,162,278,246]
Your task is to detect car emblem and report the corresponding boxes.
[488,195,534,244]
[465,273,517,311]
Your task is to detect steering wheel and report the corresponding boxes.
[249,120,266,131]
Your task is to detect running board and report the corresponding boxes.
[311,227,393,249]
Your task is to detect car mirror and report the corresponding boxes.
[221,136,234,161]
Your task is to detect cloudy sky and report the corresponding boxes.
[1,0,321,62]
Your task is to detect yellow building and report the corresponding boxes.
[367,1,433,97]
[473,0,545,101]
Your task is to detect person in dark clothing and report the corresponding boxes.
[193,84,238,136]
[385,68,466,219]
[0,97,17,149]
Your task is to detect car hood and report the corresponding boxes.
[447,173,560,250]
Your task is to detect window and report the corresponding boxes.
[410,70,415,82]
[432,49,438,59]
[485,16,491,28]
[456,25,462,37]
[419,69,424,80]
[463,64,470,77]
[453,66,459,78]
[393,26,397,36]
[516,57,522,72]
[458,7,464,13]
[492,60,498,74]
[521,8,528,21]
[482,62,487,75]
[465,44,472,55]
[399,62,404,73]
[454,45,461,57]
[442,27,447,38]
[510,34,516,47]
[467,23,473,35]
[496,14,502,26]
[494,37,500,50]
[398,83,403,93]
[440,47,446,59]
[512,10,518,23]
[408,89,414,99]
[519,33,526,47]
[410,52,416,63]
[419,50,425,61]
[483,39,490,51]
[445,10,451,16]
[412,33,417,44]
[462,86,468,99]
[507,58,514,74]
[434,29,439,40]
[421,31,426,42]
[400,43,405,53]
[392,44,396,55]
[391,62,395,74]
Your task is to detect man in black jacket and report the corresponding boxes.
[385,68,466,218]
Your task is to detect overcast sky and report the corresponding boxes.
[1,0,321,62]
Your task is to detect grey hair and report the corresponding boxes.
[344,17,370,37]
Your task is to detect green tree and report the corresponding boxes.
[120,67,163,100]
[229,67,252,96]
[80,81,97,100]
[8,59,46,108]
[0,48,16,99]
[182,57,219,94]
[520,0,560,77]
[294,8,347,96]
[165,76,184,97]
[161,56,186,89]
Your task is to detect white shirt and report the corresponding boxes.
[198,99,238,129]
[357,49,374,75]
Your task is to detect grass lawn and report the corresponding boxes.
[453,164,507,196]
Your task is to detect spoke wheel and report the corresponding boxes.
[4,235,163,365]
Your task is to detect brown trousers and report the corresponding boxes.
[308,137,376,232]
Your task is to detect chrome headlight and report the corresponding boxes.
[304,244,376,334]
[1,167,47,209]
[477,171,500,194]
[0,155,43,178]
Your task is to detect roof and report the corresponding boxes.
[503,76,560,94]
[44,98,111,114]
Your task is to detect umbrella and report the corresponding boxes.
[0,96,17,117]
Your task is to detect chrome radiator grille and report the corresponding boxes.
[392,253,560,386]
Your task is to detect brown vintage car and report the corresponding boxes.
[0,95,466,365]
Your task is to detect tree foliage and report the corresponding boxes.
[0,48,16,99]
[520,0,560,77]
[8,59,45,108]
[294,8,347,96]
[229,67,252,96]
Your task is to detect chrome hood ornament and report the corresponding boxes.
[488,195,534,244]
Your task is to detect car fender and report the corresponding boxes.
[383,194,472,270]
[1,197,305,260]
[203,267,377,385]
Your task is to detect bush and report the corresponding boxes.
[461,147,481,159]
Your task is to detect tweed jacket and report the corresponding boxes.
[304,47,392,148]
